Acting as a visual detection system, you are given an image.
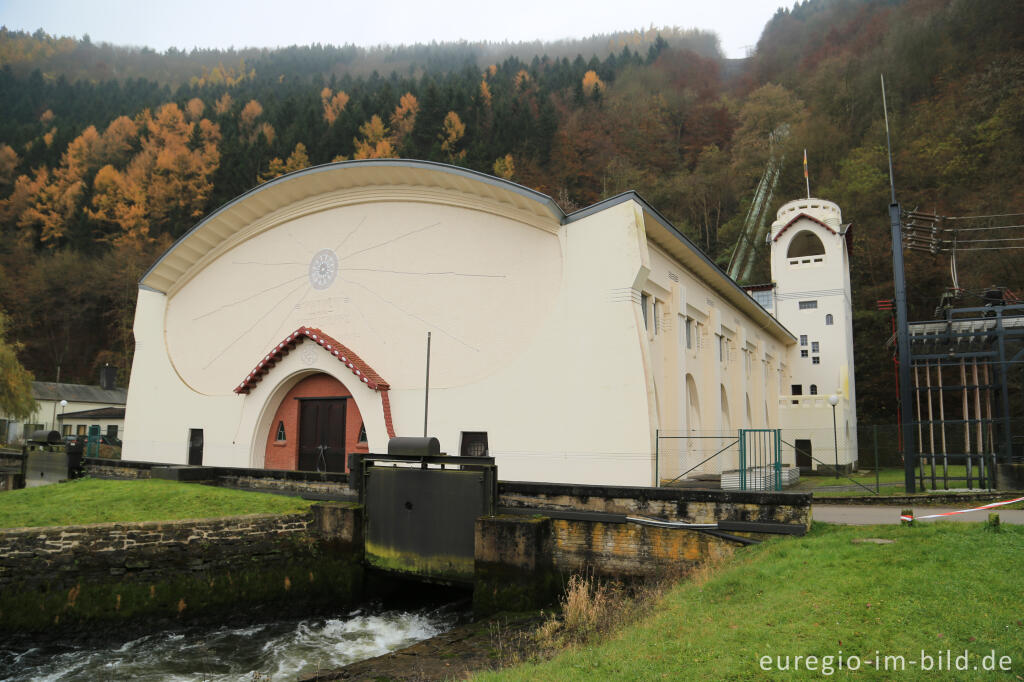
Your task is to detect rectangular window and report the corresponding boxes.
[718,336,724,362]
[801,350,808,358]
[77,424,87,436]
[791,384,803,396]
[812,357,821,364]
[685,318,692,349]
[653,301,660,335]
[799,300,818,309]
[800,335,808,346]
[811,341,819,352]
[641,293,649,329]
[61,424,71,436]
[106,424,118,439]
[752,289,773,309]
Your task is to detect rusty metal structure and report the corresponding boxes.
[902,298,1024,489]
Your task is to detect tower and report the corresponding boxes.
[769,198,858,471]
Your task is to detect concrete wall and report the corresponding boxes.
[476,482,811,613]
[498,481,811,525]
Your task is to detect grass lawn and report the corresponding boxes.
[792,466,1024,503]
[478,522,1024,680]
[0,478,317,528]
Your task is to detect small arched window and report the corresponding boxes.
[276,421,286,441]
[809,384,818,395]
[825,313,834,326]
[357,423,367,443]
[787,230,826,258]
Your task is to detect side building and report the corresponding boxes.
[1,366,126,444]
[123,160,800,486]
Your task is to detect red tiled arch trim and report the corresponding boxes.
[236,326,396,438]
[771,212,837,242]
[235,326,391,393]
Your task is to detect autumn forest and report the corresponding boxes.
[0,0,1021,424]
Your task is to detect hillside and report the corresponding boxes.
[0,0,1021,424]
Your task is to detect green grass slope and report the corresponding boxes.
[0,478,316,528]
[480,522,1023,680]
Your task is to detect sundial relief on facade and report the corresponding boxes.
[190,215,505,376]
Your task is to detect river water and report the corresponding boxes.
[0,601,461,681]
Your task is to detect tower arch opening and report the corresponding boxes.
[787,230,826,259]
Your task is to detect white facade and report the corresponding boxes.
[123,160,801,486]
[770,198,859,470]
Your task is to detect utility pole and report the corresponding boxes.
[882,75,917,492]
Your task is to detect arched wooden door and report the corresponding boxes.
[297,397,347,472]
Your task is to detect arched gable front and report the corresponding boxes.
[233,327,393,468]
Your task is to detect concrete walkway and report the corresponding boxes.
[813,504,1024,525]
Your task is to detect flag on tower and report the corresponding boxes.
[803,149,810,198]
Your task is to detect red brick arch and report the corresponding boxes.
[264,373,369,471]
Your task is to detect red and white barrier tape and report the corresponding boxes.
[899,496,1024,522]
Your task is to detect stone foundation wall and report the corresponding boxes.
[549,518,737,578]
[499,481,811,526]
[82,458,354,498]
[0,503,364,634]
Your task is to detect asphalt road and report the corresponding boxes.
[813,504,1024,525]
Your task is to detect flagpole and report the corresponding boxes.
[804,149,810,199]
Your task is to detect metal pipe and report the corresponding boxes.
[423,332,431,437]
[973,359,983,488]
[937,359,948,489]
[926,360,936,488]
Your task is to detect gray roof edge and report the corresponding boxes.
[566,191,796,342]
[141,159,567,288]
[31,381,128,405]
[60,407,126,420]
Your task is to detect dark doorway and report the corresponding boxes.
[298,398,346,472]
[795,438,812,470]
[188,429,204,466]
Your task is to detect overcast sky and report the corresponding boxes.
[0,0,785,59]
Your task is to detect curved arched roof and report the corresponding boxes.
[140,159,565,293]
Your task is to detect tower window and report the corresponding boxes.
[825,314,834,325]
[811,341,819,352]
[787,230,825,258]
[800,335,807,346]
[685,318,692,349]
[799,300,818,310]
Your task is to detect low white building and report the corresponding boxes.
[2,371,126,444]
[123,161,856,485]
